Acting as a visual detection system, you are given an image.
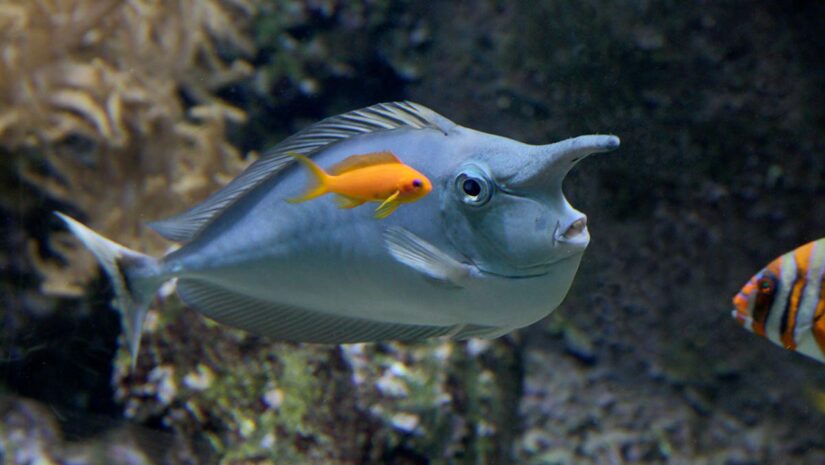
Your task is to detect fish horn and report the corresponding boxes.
[507,135,620,191]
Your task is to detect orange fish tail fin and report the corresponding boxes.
[287,152,331,203]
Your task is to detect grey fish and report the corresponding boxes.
[57,101,620,367]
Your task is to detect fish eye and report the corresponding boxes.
[455,171,492,206]
[757,275,777,295]
[463,179,481,196]
[412,179,422,188]
[752,272,778,325]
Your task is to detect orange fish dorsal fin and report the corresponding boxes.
[328,151,402,175]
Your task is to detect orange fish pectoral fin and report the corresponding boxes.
[335,195,366,209]
[374,202,401,219]
[286,152,331,203]
[374,191,401,219]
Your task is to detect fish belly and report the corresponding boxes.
[175,237,581,332]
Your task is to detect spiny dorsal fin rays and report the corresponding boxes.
[148,101,456,243]
[328,151,401,175]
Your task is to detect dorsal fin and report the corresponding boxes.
[329,151,401,175]
[149,101,456,243]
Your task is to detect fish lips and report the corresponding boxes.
[731,308,753,331]
[553,215,590,251]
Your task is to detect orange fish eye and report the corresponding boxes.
[412,179,422,189]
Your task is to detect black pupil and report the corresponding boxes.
[462,179,481,197]
[412,179,422,188]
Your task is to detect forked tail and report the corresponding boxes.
[286,152,331,203]
[55,212,165,369]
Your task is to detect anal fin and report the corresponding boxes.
[335,195,366,209]
[176,279,460,343]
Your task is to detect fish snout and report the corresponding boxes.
[731,286,755,330]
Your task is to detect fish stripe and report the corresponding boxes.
[794,241,825,345]
[766,252,796,346]
[780,243,814,349]
[752,261,781,336]
[812,242,825,354]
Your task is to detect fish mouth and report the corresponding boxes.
[731,308,753,331]
[490,215,587,277]
[554,216,589,247]
[731,290,753,330]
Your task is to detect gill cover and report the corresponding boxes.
[441,134,620,277]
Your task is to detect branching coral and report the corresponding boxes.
[0,0,257,296]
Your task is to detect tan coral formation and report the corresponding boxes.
[0,0,257,296]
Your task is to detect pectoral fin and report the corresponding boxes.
[383,226,476,286]
[374,191,401,219]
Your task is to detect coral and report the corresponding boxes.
[0,394,204,465]
[112,296,522,464]
[0,395,62,465]
[0,0,256,296]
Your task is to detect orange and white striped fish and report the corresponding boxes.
[732,238,825,363]
[287,151,432,219]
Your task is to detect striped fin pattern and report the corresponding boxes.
[176,278,479,344]
[733,238,825,363]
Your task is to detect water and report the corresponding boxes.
[2,1,824,464]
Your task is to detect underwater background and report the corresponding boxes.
[2,0,825,464]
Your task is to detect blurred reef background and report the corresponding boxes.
[2,0,825,464]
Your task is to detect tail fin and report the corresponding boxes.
[55,212,164,369]
[286,152,331,203]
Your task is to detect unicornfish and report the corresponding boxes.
[57,101,621,367]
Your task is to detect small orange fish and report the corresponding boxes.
[287,151,432,218]
[732,237,825,363]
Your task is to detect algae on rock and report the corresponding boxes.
[112,296,523,464]
[0,0,256,297]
